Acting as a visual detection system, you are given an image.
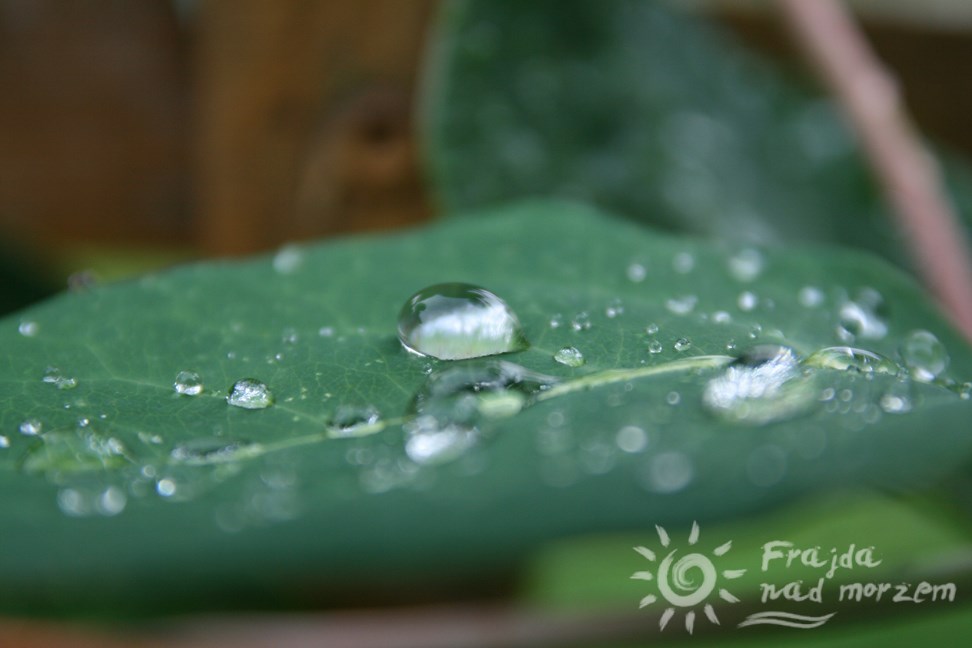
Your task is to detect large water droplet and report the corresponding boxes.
[804,346,900,375]
[42,367,77,390]
[227,378,274,409]
[648,340,663,354]
[174,371,203,396]
[673,338,692,352]
[703,345,818,425]
[397,283,528,360]
[554,346,585,367]
[900,330,948,382]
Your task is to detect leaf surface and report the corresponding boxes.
[1,201,970,614]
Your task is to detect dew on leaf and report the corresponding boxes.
[804,346,900,375]
[728,248,764,282]
[18,321,39,337]
[272,245,303,274]
[549,313,563,329]
[281,328,299,344]
[605,298,624,318]
[171,438,258,465]
[174,371,204,396]
[615,426,648,453]
[553,346,585,367]
[19,419,42,436]
[627,262,647,283]
[397,283,529,360]
[227,378,274,409]
[327,404,382,437]
[703,345,818,425]
[900,329,948,382]
[42,367,77,390]
[673,338,691,352]
[571,312,592,331]
[798,286,824,308]
[835,289,888,342]
[665,295,697,315]
[712,311,732,324]
[646,323,659,335]
[737,291,758,312]
[640,451,693,493]
[672,252,695,273]
[405,361,557,464]
[0,435,9,448]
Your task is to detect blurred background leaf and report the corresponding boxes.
[421,0,972,273]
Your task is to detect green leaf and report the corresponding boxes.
[1,200,970,615]
[421,0,972,265]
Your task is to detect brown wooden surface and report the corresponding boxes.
[0,0,188,248]
[194,0,437,256]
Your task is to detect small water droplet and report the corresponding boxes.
[712,311,732,324]
[42,367,77,390]
[174,370,204,396]
[227,378,274,409]
[647,340,663,354]
[728,248,764,282]
[171,438,256,464]
[281,327,299,344]
[19,419,42,436]
[0,435,9,448]
[96,486,127,516]
[673,338,691,352]
[554,346,585,367]
[640,451,693,493]
[327,404,381,436]
[272,245,303,274]
[665,295,697,316]
[666,391,681,405]
[571,312,592,331]
[804,346,900,375]
[672,252,695,274]
[156,478,177,497]
[900,330,948,382]
[703,345,818,425]
[737,291,758,312]
[616,426,648,453]
[397,283,528,360]
[627,262,647,283]
[18,321,39,337]
[879,389,912,414]
[318,326,335,337]
[605,298,624,318]
[798,286,824,308]
[748,324,762,339]
[645,323,659,335]
[549,313,563,329]
[836,289,888,342]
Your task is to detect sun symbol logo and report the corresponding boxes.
[631,521,746,634]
